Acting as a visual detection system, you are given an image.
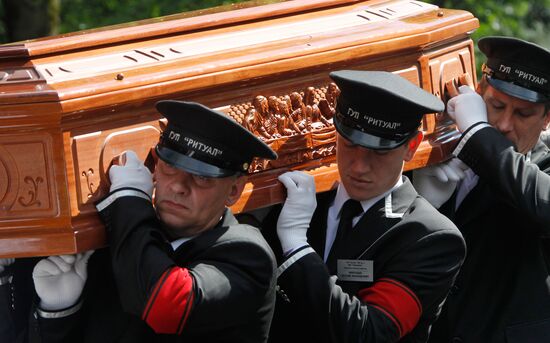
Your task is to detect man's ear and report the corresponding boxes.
[475,82,482,95]
[404,131,423,162]
[225,175,247,206]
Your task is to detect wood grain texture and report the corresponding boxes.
[0,0,478,257]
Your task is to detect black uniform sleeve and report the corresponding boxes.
[176,235,276,337]
[277,227,465,343]
[30,305,84,343]
[455,126,550,233]
[0,258,38,343]
[0,283,16,342]
[97,192,182,333]
[97,192,275,336]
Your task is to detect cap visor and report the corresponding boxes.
[334,117,409,150]
[155,146,236,178]
[487,77,548,103]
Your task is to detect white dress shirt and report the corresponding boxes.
[323,177,403,261]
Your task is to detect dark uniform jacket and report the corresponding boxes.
[0,258,37,343]
[429,126,550,343]
[264,177,466,343]
[31,193,277,343]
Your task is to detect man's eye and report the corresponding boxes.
[193,174,215,187]
[517,110,534,118]
[160,162,178,175]
[488,100,506,110]
[374,150,389,156]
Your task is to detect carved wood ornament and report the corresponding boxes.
[0,0,479,257]
[227,83,339,173]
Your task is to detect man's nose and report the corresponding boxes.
[350,146,373,173]
[494,109,514,133]
[169,170,193,194]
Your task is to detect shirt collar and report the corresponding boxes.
[169,212,225,250]
[171,236,194,250]
[331,176,404,219]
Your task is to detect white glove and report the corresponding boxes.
[446,85,488,132]
[412,158,468,208]
[33,251,94,311]
[0,258,14,274]
[109,150,153,197]
[277,171,317,254]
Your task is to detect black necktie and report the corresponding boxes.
[327,199,363,271]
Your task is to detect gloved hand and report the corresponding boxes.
[0,258,14,274]
[109,150,153,197]
[33,251,94,311]
[277,171,317,254]
[412,158,469,208]
[446,85,488,132]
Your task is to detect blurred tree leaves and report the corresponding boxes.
[0,0,59,42]
[57,0,250,33]
[428,0,549,46]
[426,0,550,72]
[0,0,250,43]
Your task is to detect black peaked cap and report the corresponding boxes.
[155,100,277,178]
[479,36,550,103]
[330,70,443,150]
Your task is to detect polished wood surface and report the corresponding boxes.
[0,0,478,257]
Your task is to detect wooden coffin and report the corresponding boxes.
[0,0,478,257]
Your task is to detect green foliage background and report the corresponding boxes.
[426,0,550,72]
[0,0,251,43]
[0,0,548,74]
[428,0,549,46]
[57,0,251,32]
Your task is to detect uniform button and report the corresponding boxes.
[451,337,463,343]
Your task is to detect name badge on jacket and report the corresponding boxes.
[337,259,374,282]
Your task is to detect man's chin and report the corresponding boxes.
[157,212,185,234]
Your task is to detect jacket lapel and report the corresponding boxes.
[531,140,550,167]
[307,189,337,258]
[328,178,417,274]
[326,198,392,275]
[172,209,235,260]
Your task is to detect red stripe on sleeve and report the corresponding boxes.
[142,266,194,334]
[358,278,422,338]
